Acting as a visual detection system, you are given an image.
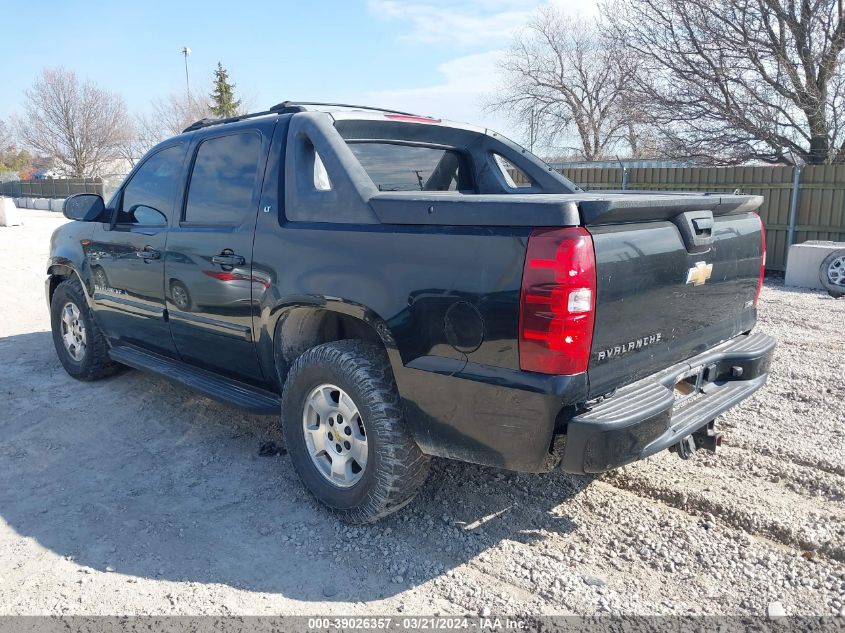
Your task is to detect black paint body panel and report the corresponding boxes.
[46,110,772,474]
[587,213,763,398]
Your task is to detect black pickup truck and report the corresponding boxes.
[48,102,775,523]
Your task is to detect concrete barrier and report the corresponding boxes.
[33,198,51,210]
[785,240,845,290]
[49,198,66,212]
[0,197,22,226]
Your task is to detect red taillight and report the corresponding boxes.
[753,213,766,307]
[519,227,597,375]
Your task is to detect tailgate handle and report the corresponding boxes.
[675,210,715,253]
[691,217,713,234]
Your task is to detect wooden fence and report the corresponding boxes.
[0,178,103,199]
[557,164,845,271]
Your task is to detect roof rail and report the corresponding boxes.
[270,101,419,117]
[181,108,286,133]
[181,101,421,134]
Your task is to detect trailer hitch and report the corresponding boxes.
[672,435,697,459]
[671,420,723,460]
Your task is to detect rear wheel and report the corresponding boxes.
[302,383,370,488]
[50,277,119,380]
[820,249,845,298]
[281,340,430,523]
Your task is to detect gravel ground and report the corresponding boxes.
[0,209,843,617]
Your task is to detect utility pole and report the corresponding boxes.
[528,106,536,153]
[181,47,192,101]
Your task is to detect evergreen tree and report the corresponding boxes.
[208,62,241,118]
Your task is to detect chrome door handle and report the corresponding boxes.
[136,248,161,260]
[212,254,245,266]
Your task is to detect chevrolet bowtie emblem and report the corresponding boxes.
[686,261,713,286]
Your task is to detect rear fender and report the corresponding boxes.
[259,297,400,390]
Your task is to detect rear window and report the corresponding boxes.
[347,142,471,192]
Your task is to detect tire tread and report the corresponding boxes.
[281,340,430,523]
[51,277,119,381]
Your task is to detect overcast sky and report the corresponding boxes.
[1,0,598,147]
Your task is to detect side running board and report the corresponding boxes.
[108,346,279,415]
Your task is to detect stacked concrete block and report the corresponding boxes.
[0,197,22,226]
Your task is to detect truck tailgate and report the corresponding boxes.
[584,199,764,399]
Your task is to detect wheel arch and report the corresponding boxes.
[47,263,91,307]
[265,299,400,390]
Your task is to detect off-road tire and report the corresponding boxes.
[50,277,119,381]
[819,249,845,298]
[281,340,430,523]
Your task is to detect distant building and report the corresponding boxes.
[31,168,61,180]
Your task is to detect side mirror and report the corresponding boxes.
[63,193,106,222]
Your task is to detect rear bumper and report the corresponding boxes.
[392,353,588,472]
[559,331,776,474]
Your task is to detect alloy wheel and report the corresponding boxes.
[302,384,368,488]
[60,302,87,362]
[827,255,845,286]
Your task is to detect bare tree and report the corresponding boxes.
[0,119,13,152]
[152,92,213,138]
[489,7,647,160]
[117,92,214,168]
[117,112,166,168]
[605,0,845,164]
[15,68,131,177]
[0,118,23,175]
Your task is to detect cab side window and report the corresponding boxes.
[183,133,262,225]
[116,145,184,225]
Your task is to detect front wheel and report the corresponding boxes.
[50,277,119,380]
[281,340,430,523]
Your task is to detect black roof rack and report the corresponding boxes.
[269,101,420,117]
[181,109,285,133]
[182,101,420,134]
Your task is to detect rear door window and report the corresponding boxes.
[347,142,472,192]
[183,133,262,225]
